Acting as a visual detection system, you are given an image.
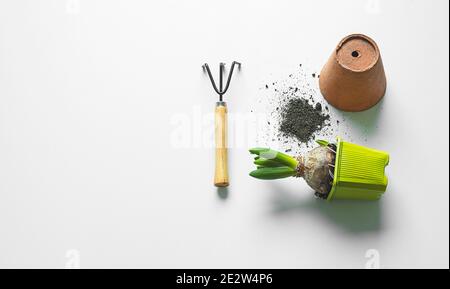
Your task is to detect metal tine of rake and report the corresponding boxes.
[202,61,241,102]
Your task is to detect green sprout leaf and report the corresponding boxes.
[316,139,329,147]
[254,158,285,167]
[249,147,270,155]
[248,148,298,169]
[249,166,297,180]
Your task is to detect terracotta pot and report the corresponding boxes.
[319,34,387,112]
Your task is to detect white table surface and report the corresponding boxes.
[0,0,448,268]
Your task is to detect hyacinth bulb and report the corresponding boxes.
[249,141,336,199]
[296,144,336,199]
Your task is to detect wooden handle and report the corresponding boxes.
[214,102,229,187]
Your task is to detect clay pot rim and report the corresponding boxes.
[334,33,381,73]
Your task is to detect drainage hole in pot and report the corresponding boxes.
[351,50,360,58]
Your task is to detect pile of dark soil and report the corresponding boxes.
[257,65,338,152]
[279,98,330,143]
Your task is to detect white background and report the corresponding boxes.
[0,0,448,268]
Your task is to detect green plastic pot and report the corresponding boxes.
[326,137,389,201]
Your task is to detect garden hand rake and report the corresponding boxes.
[202,61,241,187]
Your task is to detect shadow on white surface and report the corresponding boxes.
[269,183,383,233]
[217,187,229,200]
[337,96,386,137]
